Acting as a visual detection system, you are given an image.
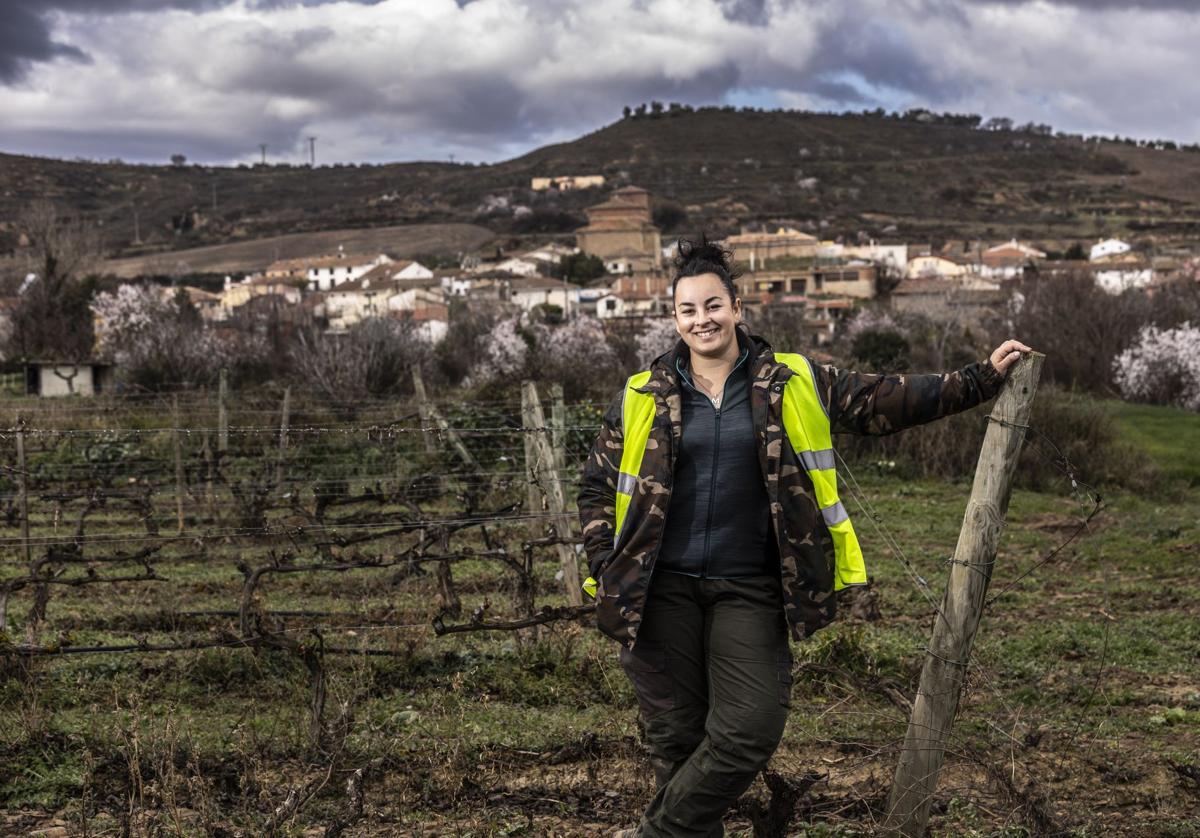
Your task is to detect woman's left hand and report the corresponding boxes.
[989,339,1034,375]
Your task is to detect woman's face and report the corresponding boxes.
[673,273,742,360]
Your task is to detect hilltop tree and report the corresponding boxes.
[171,153,187,167]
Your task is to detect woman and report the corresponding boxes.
[577,237,1030,838]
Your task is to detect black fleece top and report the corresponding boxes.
[656,341,777,578]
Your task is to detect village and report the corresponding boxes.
[7,176,1197,397]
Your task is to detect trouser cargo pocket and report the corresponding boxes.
[619,641,675,719]
[776,644,794,707]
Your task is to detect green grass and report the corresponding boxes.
[0,395,1197,835]
[1107,400,1200,484]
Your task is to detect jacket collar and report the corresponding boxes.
[641,324,781,396]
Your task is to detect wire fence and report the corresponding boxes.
[0,377,1128,833]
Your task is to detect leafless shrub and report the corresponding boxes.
[3,200,102,363]
[291,318,427,409]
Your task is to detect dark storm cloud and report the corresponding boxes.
[803,77,871,104]
[0,1,229,82]
[3,0,1198,166]
[799,17,968,103]
[0,0,381,83]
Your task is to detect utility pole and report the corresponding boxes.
[211,181,217,211]
[132,205,141,245]
[307,136,317,166]
[259,143,267,165]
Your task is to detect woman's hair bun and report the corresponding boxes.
[671,233,741,302]
[673,234,740,280]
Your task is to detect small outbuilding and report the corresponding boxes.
[24,360,114,397]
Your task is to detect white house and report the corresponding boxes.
[1093,253,1155,294]
[265,250,395,292]
[838,241,909,272]
[508,276,582,314]
[487,257,541,277]
[323,266,435,331]
[594,289,663,319]
[531,175,605,191]
[442,273,473,297]
[594,292,625,319]
[1089,238,1132,262]
[906,254,967,279]
[522,243,577,266]
[980,239,1046,280]
[388,260,435,281]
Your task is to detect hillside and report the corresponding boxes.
[3,109,1200,263]
[99,223,494,278]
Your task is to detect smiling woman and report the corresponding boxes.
[578,234,1030,837]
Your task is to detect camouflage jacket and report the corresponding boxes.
[577,329,1006,648]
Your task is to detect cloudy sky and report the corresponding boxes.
[1,0,1197,166]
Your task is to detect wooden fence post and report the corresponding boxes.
[435,526,461,617]
[549,383,566,477]
[885,353,1044,836]
[522,387,540,514]
[173,396,185,534]
[520,381,582,605]
[420,388,478,472]
[218,367,229,454]
[202,429,216,523]
[275,386,291,489]
[16,417,30,566]
[411,368,436,455]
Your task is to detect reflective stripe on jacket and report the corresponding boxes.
[615,352,867,591]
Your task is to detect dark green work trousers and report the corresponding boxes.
[619,571,793,837]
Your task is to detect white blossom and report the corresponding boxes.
[468,315,529,386]
[635,317,679,366]
[534,316,616,368]
[842,308,899,340]
[1113,322,1200,411]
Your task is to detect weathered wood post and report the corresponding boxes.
[16,417,30,566]
[275,386,291,490]
[435,525,461,617]
[202,429,216,523]
[218,367,229,454]
[549,383,566,477]
[521,388,541,515]
[173,396,185,534]
[411,368,437,455]
[521,381,582,605]
[885,352,1044,836]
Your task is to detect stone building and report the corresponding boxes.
[575,186,662,272]
[724,226,819,270]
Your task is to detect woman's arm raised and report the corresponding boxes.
[813,339,1033,436]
